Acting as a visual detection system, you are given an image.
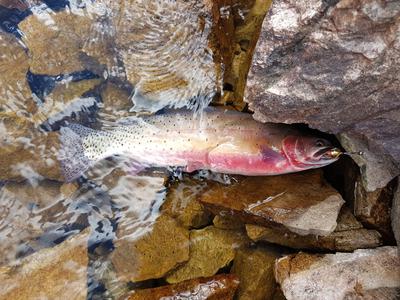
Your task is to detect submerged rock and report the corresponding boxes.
[275,246,400,300]
[0,113,63,181]
[231,246,278,300]
[161,178,213,229]
[0,180,76,265]
[111,213,189,283]
[32,78,102,126]
[126,274,239,300]
[19,9,95,75]
[98,81,133,121]
[0,229,89,300]
[166,226,250,284]
[200,170,344,236]
[0,32,36,115]
[246,207,382,251]
[102,0,221,113]
[245,0,400,190]
[0,0,29,10]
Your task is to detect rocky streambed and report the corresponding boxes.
[0,0,399,300]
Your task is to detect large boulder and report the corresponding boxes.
[245,0,400,191]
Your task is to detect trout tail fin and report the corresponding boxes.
[59,124,96,182]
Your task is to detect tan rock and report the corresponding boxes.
[231,246,278,300]
[0,180,68,265]
[0,113,63,181]
[216,0,273,109]
[111,214,189,283]
[200,170,344,236]
[19,10,93,75]
[166,226,250,284]
[213,215,244,230]
[32,78,102,125]
[98,81,133,121]
[0,229,89,300]
[246,208,382,251]
[275,247,400,300]
[161,178,212,228]
[0,32,36,115]
[126,274,239,300]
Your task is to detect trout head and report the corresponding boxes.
[282,136,341,170]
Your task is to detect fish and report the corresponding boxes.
[58,108,341,181]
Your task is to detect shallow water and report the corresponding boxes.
[0,1,253,298]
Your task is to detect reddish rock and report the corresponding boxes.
[126,274,239,300]
[200,170,344,236]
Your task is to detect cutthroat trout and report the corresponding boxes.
[59,108,341,181]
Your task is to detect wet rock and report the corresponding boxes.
[392,177,400,247]
[98,81,133,121]
[161,178,213,229]
[126,274,239,300]
[0,180,68,265]
[19,9,94,75]
[200,170,344,236]
[0,32,36,115]
[231,246,278,300]
[166,226,250,284]
[0,229,89,300]
[275,246,400,300]
[246,207,382,251]
[0,114,63,181]
[213,215,244,230]
[32,78,102,126]
[216,0,273,109]
[354,176,395,241]
[0,0,29,10]
[111,214,189,283]
[103,0,221,113]
[245,0,400,190]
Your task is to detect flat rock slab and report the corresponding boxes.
[246,207,382,251]
[166,226,250,284]
[275,246,400,300]
[231,246,278,300]
[126,274,239,300]
[0,229,89,300]
[200,170,344,236]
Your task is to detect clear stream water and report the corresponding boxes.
[0,1,250,298]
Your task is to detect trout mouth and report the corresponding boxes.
[314,147,342,160]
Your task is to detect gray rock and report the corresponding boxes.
[245,0,400,190]
[275,246,400,300]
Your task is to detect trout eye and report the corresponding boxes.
[315,140,325,147]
